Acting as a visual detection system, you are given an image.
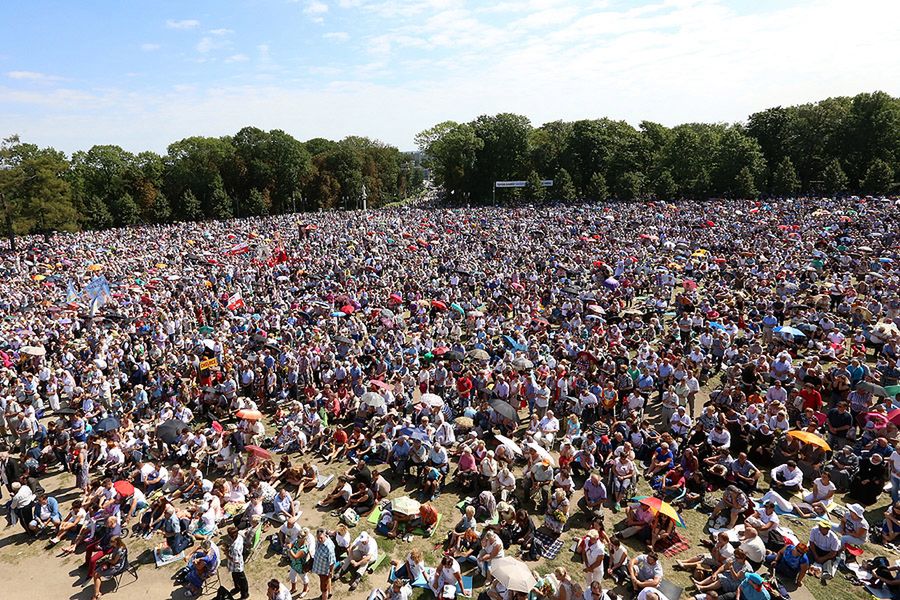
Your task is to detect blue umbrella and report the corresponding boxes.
[501,335,526,352]
[708,322,727,331]
[774,326,806,337]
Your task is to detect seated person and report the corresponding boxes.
[710,485,748,529]
[770,460,804,495]
[182,539,219,597]
[337,531,378,591]
[766,542,809,586]
[628,552,663,593]
[677,531,734,576]
[316,476,353,510]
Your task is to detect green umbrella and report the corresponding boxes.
[199,325,214,335]
[885,385,900,398]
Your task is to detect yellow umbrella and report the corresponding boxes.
[155,263,167,269]
[87,264,103,272]
[787,430,830,451]
[634,496,687,527]
[32,274,46,281]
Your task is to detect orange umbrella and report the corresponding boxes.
[236,409,263,421]
[787,430,830,451]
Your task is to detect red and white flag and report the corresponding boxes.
[226,291,244,311]
[224,242,250,256]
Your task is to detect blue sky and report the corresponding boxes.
[1,0,898,154]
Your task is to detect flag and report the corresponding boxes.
[226,291,244,311]
[84,276,111,307]
[66,280,79,304]
[266,247,288,267]
[224,242,250,256]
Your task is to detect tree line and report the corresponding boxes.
[416,91,900,203]
[0,127,426,236]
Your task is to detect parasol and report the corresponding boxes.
[489,557,538,593]
[525,442,556,466]
[113,480,135,497]
[390,496,421,516]
[489,399,519,422]
[420,393,444,408]
[157,419,189,444]
[493,434,522,455]
[857,381,889,397]
[93,417,121,434]
[467,349,490,361]
[632,496,687,528]
[236,409,263,421]
[361,392,386,408]
[786,430,830,451]
[20,345,47,357]
[245,445,273,460]
[511,357,534,371]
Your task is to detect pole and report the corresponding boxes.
[492,183,496,207]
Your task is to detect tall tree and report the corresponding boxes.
[861,158,895,194]
[821,159,849,196]
[771,157,801,197]
[733,166,758,199]
[586,172,608,201]
[555,168,577,201]
[652,170,677,199]
[525,171,546,202]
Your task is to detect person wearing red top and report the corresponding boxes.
[798,383,823,412]
[456,373,473,407]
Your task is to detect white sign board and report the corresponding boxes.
[495,180,554,188]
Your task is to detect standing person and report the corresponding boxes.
[311,527,335,600]
[225,526,250,600]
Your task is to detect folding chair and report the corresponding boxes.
[107,553,140,592]
[245,523,264,562]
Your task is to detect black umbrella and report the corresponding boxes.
[490,399,519,422]
[333,336,353,345]
[444,350,464,362]
[54,407,78,415]
[857,381,889,397]
[93,417,121,434]
[157,419,189,444]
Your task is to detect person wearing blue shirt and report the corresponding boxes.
[766,543,809,585]
[737,572,770,600]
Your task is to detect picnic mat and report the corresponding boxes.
[316,474,335,490]
[153,547,185,567]
[658,531,691,557]
[412,513,443,537]
[367,506,382,525]
[533,529,565,560]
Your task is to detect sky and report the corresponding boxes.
[1,0,899,155]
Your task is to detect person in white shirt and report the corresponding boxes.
[670,407,692,437]
[338,531,378,591]
[771,460,804,493]
[582,529,606,585]
[533,411,559,448]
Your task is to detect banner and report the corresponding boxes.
[200,358,218,371]
[224,242,250,256]
[226,291,244,311]
[84,276,111,306]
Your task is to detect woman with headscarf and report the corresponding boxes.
[849,452,889,505]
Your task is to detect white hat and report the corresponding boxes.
[847,503,865,518]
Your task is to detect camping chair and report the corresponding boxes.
[104,551,139,592]
[245,523,264,562]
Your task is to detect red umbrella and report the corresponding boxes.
[431,300,448,311]
[113,480,135,497]
[370,380,394,391]
[244,445,273,460]
[340,304,355,315]
[211,421,224,433]
[889,408,900,425]
[236,409,263,421]
[433,346,449,356]
[388,293,403,305]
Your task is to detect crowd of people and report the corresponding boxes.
[2,196,900,600]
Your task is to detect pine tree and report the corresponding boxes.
[861,159,895,195]
[771,157,800,197]
[586,172,608,201]
[555,168,577,201]
[653,170,677,199]
[180,189,202,221]
[821,159,849,196]
[733,166,758,198]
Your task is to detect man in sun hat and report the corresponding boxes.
[807,518,841,581]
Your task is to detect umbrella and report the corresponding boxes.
[388,293,403,305]
[525,442,556,466]
[443,350,464,362]
[431,300,448,311]
[511,357,534,371]
[19,345,47,357]
[420,393,443,408]
[369,379,394,391]
[874,322,900,338]
[857,381,890,397]
[885,385,900,398]
[467,349,490,361]
[708,322,727,331]
[633,496,687,528]
[198,325,214,335]
[490,557,538,593]
[236,409,263,421]
[333,335,353,345]
[87,263,103,272]
[603,277,620,290]
[490,399,519,422]
[493,434,522,455]
[361,392,386,408]
[113,480,135,497]
[245,445,273,460]
[501,335,526,352]
[888,408,900,426]
[390,496,421,517]
[774,326,806,337]
[201,338,216,351]
[340,304,355,315]
[787,430,830,451]
[450,303,465,316]
[94,417,121,434]
[157,419,189,444]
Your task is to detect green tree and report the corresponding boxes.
[586,172,608,201]
[84,195,113,229]
[617,171,645,200]
[111,192,140,226]
[821,159,849,196]
[180,189,202,221]
[861,158,895,194]
[733,166,758,198]
[246,188,269,215]
[208,175,233,219]
[555,168,577,201]
[525,171,546,202]
[771,156,801,196]
[653,170,677,199]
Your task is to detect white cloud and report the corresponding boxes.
[208,28,234,36]
[323,31,349,42]
[165,19,200,30]
[304,1,329,22]
[226,54,250,63]
[140,43,161,52]
[6,70,64,82]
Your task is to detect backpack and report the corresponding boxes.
[340,508,360,527]
[215,586,235,600]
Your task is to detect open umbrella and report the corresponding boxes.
[493,434,522,455]
[450,303,465,316]
[525,442,556,466]
[390,496,421,516]
[443,350,464,362]
[198,325,215,335]
[245,445,273,460]
[874,322,900,338]
[361,392,386,408]
[431,300,448,311]
[774,326,806,337]
[511,357,534,371]
[87,263,103,272]
[369,380,394,391]
[787,430,830,451]
[236,409,263,421]
[113,480,135,497]
[157,419,189,444]
[93,417,121,434]
[885,385,900,398]
[501,335,526,352]
[888,408,900,426]
[467,349,490,361]
[420,393,443,408]
[490,557,537,593]
[633,496,687,528]
[19,345,47,357]
[333,335,353,345]
[857,381,890,397]
[490,399,519,422]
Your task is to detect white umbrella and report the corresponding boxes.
[390,496,421,516]
[19,345,46,357]
[420,393,444,408]
[494,434,522,455]
[201,339,216,351]
[525,442,556,466]
[360,392,385,408]
[490,557,538,593]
